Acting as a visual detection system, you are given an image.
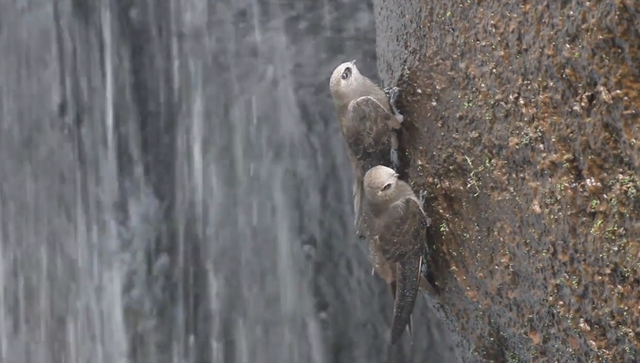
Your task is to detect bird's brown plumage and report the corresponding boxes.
[345,96,402,171]
[362,165,431,345]
[330,62,431,345]
[329,61,402,238]
[345,96,402,237]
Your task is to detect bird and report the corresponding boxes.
[329,60,404,239]
[361,165,432,345]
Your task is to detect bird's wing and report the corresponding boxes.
[368,236,396,283]
[376,198,428,264]
[388,279,414,341]
[342,148,366,239]
[375,198,427,345]
[345,96,401,171]
[391,252,422,344]
[353,178,365,238]
[345,96,402,236]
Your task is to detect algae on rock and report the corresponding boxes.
[373,0,640,362]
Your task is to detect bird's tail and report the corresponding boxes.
[388,280,413,340]
[389,280,415,342]
[390,255,422,345]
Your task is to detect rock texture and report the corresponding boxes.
[374,0,640,362]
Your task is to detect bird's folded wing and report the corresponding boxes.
[372,198,426,345]
[390,254,421,344]
[345,96,400,167]
[376,198,427,264]
[368,237,395,283]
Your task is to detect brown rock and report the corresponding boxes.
[374,0,640,361]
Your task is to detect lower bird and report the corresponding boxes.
[361,165,432,344]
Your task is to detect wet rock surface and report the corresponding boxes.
[374,0,640,362]
[0,0,457,362]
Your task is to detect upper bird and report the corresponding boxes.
[329,60,404,238]
[361,165,430,345]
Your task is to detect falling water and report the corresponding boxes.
[0,0,456,362]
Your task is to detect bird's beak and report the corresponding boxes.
[393,173,399,179]
[351,59,357,66]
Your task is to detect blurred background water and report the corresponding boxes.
[0,0,455,362]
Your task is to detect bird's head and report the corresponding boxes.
[329,60,364,106]
[363,165,399,203]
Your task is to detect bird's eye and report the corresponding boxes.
[341,67,352,80]
[382,183,392,191]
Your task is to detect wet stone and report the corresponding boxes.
[374,0,640,362]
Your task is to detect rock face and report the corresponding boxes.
[374,0,640,362]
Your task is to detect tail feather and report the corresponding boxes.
[388,280,413,339]
[390,255,422,345]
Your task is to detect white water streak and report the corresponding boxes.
[101,2,127,362]
[0,201,6,362]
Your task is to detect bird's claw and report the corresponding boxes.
[385,86,401,104]
[383,86,400,101]
[384,86,404,123]
[390,148,400,171]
